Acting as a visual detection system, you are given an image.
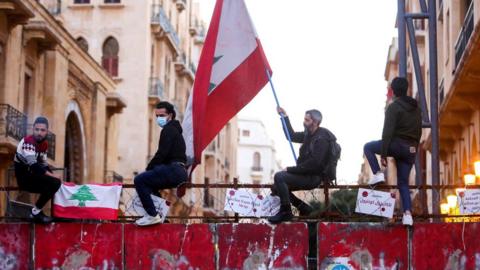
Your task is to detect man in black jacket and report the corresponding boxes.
[363,77,422,226]
[268,107,335,224]
[134,101,188,226]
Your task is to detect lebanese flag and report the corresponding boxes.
[183,0,271,167]
[53,182,122,220]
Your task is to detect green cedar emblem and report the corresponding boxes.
[69,185,98,207]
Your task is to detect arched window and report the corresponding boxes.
[252,152,261,171]
[102,37,119,77]
[76,37,89,53]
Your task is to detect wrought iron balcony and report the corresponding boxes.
[105,170,124,183]
[149,77,164,99]
[454,1,474,69]
[0,104,27,143]
[251,166,263,172]
[151,5,180,48]
[38,0,62,15]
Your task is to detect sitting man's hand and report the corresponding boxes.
[277,107,287,116]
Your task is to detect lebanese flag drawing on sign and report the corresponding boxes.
[53,182,122,220]
[183,0,271,167]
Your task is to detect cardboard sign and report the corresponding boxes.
[125,193,170,223]
[224,189,280,217]
[355,188,395,218]
[457,189,480,215]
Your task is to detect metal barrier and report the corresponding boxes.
[2,179,480,222]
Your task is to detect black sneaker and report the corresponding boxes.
[268,210,293,224]
[30,211,53,224]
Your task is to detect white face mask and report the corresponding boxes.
[156,116,168,127]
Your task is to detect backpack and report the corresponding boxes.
[310,131,341,185]
[323,139,341,185]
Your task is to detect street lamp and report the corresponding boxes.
[475,160,480,177]
[464,173,476,185]
[440,203,450,214]
[447,194,457,209]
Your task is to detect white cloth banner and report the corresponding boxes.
[355,188,395,218]
[224,188,280,217]
[125,192,170,223]
[457,189,480,215]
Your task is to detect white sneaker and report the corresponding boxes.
[135,214,162,226]
[402,213,413,226]
[368,172,385,185]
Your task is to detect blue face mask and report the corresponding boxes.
[156,116,168,127]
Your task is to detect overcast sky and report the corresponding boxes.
[199,1,398,184]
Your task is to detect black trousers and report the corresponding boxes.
[271,171,322,207]
[14,163,61,209]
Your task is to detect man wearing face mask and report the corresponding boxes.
[268,107,335,224]
[14,116,61,223]
[134,101,188,226]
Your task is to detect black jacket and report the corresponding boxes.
[146,120,187,170]
[381,96,422,157]
[282,117,334,175]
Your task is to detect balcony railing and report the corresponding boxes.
[105,170,124,183]
[149,77,164,98]
[38,0,62,15]
[46,131,56,160]
[151,5,180,47]
[454,1,474,69]
[251,166,263,172]
[0,104,27,142]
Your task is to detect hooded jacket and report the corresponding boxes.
[282,117,334,175]
[381,96,422,157]
[146,119,187,170]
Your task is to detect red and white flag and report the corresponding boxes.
[183,0,271,167]
[53,182,122,220]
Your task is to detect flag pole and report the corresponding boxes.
[265,69,298,162]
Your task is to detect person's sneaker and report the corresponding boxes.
[135,214,162,226]
[402,213,413,226]
[368,172,385,185]
[30,211,53,224]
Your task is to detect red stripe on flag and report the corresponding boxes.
[53,205,119,220]
[199,41,271,152]
[192,0,224,164]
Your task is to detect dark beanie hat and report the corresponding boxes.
[34,116,49,128]
[391,77,409,97]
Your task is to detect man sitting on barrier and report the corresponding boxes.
[134,101,188,226]
[269,107,337,224]
[14,116,61,224]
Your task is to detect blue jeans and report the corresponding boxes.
[363,139,417,212]
[134,164,187,216]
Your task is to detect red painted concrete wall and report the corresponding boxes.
[0,223,30,270]
[34,223,123,269]
[124,223,215,269]
[318,223,408,269]
[413,223,480,269]
[218,223,309,269]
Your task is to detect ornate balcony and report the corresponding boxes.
[151,5,180,52]
[0,104,27,154]
[148,77,165,104]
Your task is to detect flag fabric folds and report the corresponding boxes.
[53,182,122,220]
[183,0,271,167]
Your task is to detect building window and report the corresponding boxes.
[102,37,119,77]
[74,0,90,4]
[76,37,89,53]
[252,152,262,171]
[242,130,250,137]
[104,0,121,3]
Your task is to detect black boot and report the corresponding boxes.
[297,203,313,217]
[268,205,293,224]
[30,211,53,224]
